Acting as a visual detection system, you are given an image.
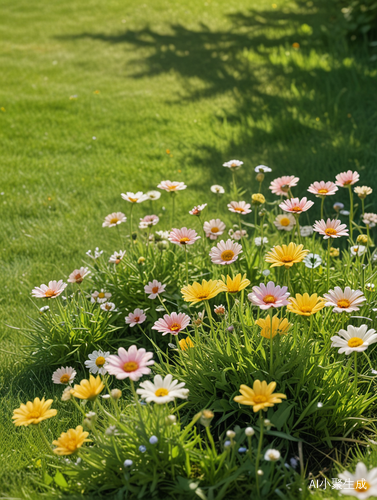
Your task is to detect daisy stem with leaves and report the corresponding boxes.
[320,196,325,220]
[348,184,354,242]
[269,308,274,375]
[327,238,331,290]
[171,192,176,228]
[184,247,189,286]
[354,351,358,400]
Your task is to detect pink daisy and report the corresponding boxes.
[209,239,242,265]
[189,204,207,216]
[269,176,299,197]
[307,181,338,196]
[313,219,349,239]
[203,219,226,240]
[106,345,154,381]
[279,197,314,214]
[335,170,359,187]
[168,227,200,246]
[144,280,166,299]
[248,282,290,309]
[323,286,366,313]
[139,215,159,229]
[32,280,67,299]
[152,312,191,336]
[227,201,252,215]
[157,180,187,192]
[125,308,146,327]
[68,267,90,284]
[102,212,127,228]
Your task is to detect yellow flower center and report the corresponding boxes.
[211,227,219,233]
[280,256,293,263]
[104,304,111,310]
[325,228,337,236]
[263,295,276,304]
[179,237,190,244]
[318,188,328,194]
[60,374,70,384]
[233,207,245,212]
[280,217,290,226]
[170,323,181,331]
[337,299,351,308]
[299,306,313,313]
[168,185,177,190]
[291,206,302,212]
[348,337,364,348]
[253,395,267,403]
[28,410,41,419]
[354,480,370,492]
[45,289,57,297]
[110,218,119,224]
[98,292,105,299]
[196,292,209,299]
[152,286,159,294]
[221,250,235,261]
[129,197,138,202]
[343,180,352,185]
[123,361,139,372]
[133,316,140,322]
[65,438,79,451]
[96,356,106,367]
[155,388,169,397]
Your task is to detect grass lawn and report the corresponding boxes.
[1,0,376,496]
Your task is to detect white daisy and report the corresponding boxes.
[100,302,117,312]
[331,325,377,355]
[274,214,296,231]
[68,267,90,284]
[102,212,127,228]
[324,286,366,313]
[228,228,247,240]
[84,350,110,375]
[136,374,189,404]
[109,250,126,264]
[223,159,243,170]
[121,191,148,203]
[91,289,111,304]
[32,280,67,299]
[203,219,226,240]
[300,225,313,237]
[211,185,225,194]
[338,462,377,499]
[157,180,187,192]
[52,366,76,385]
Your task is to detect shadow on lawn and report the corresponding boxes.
[57,1,377,200]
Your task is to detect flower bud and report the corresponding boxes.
[251,193,266,205]
[199,409,214,427]
[245,427,255,437]
[123,459,133,467]
[137,256,146,265]
[111,389,122,400]
[226,430,236,439]
[256,173,265,183]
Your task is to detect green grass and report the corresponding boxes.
[1,0,376,496]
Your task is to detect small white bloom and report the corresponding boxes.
[254,237,268,247]
[366,283,375,292]
[100,302,117,312]
[317,402,323,408]
[61,386,72,401]
[300,225,313,237]
[223,159,243,170]
[245,427,255,437]
[255,165,272,173]
[303,253,322,269]
[109,250,126,264]
[262,269,270,277]
[146,190,161,200]
[102,212,127,228]
[211,184,225,194]
[68,267,90,284]
[264,449,281,461]
[338,462,377,498]
[340,209,350,216]
[351,245,367,257]
[84,350,110,375]
[86,247,103,260]
[91,289,111,304]
[226,430,236,439]
[39,306,50,313]
[121,191,148,203]
[155,230,170,240]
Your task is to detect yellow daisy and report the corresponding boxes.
[234,380,286,412]
[265,242,309,268]
[255,315,291,339]
[181,279,223,304]
[287,293,326,316]
[179,337,194,350]
[12,397,57,427]
[219,273,250,293]
[71,375,104,401]
[53,425,90,455]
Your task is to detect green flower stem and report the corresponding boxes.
[204,300,214,335]
[206,426,217,455]
[255,411,264,497]
[171,192,176,228]
[320,196,325,220]
[354,351,358,400]
[269,308,274,375]
[238,290,251,352]
[130,379,147,436]
[348,184,354,242]
[294,214,302,244]
[158,294,170,314]
[185,246,189,285]
[71,396,87,417]
[232,171,237,194]
[37,423,52,454]
[327,238,331,291]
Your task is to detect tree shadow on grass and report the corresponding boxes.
[57,1,377,203]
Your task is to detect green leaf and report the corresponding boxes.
[53,471,68,488]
